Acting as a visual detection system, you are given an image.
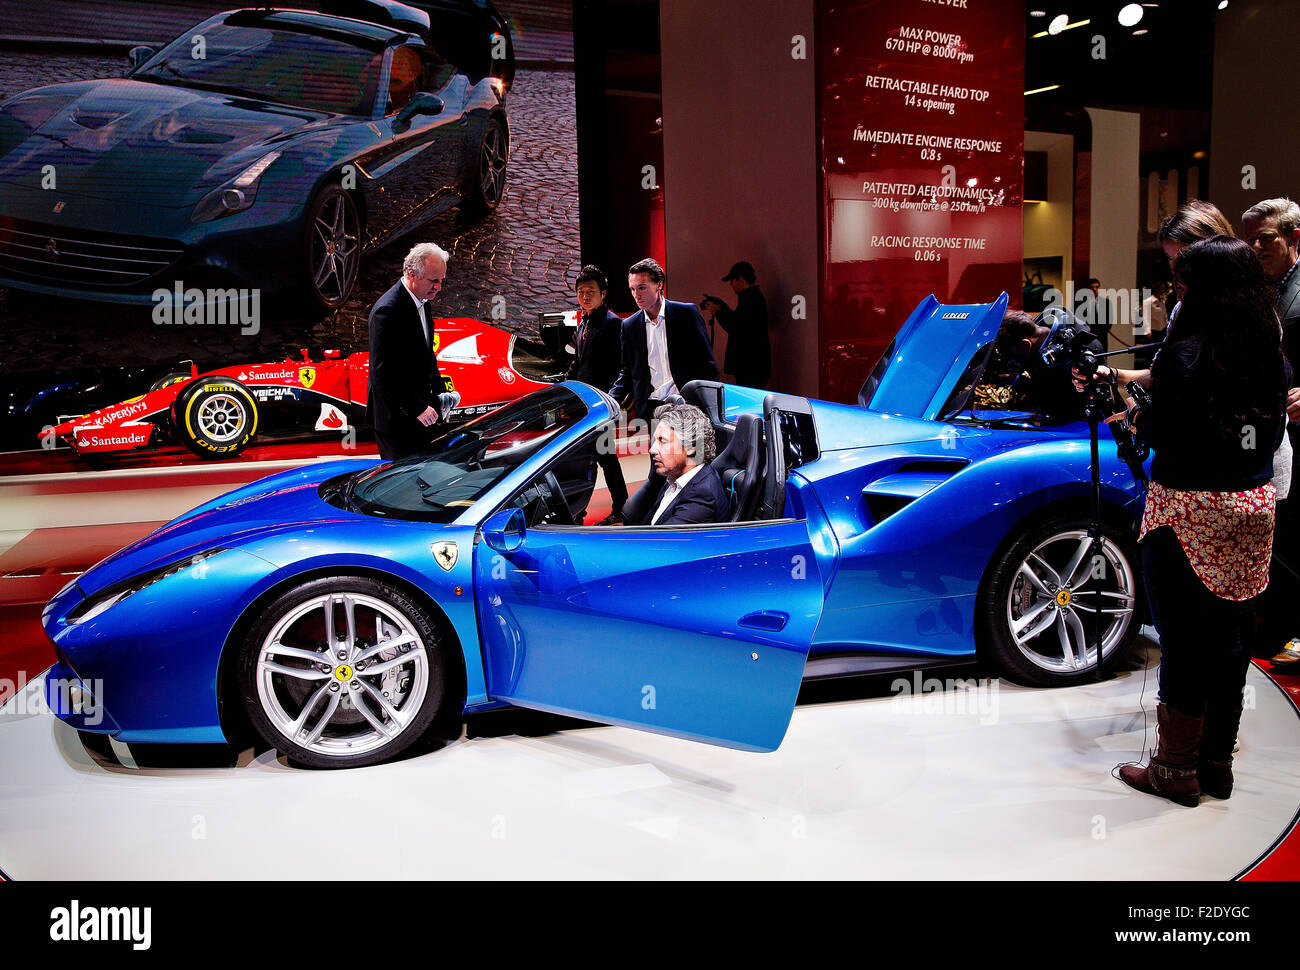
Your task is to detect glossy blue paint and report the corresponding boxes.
[40,297,1152,756]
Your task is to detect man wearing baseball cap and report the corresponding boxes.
[701,260,771,389]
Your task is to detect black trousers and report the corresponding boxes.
[373,425,432,462]
[595,448,628,513]
[1142,525,1254,719]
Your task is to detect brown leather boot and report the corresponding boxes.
[1198,706,1243,800]
[1119,702,1204,807]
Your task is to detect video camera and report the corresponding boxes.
[1035,307,1100,373]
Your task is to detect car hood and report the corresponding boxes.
[76,459,374,596]
[0,79,334,206]
[860,293,1008,421]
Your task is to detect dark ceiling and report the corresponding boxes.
[1024,1,1219,111]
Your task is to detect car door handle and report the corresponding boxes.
[738,611,788,632]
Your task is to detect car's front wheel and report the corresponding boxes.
[304,184,361,312]
[237,577,447,768]
[980,513,1142,686]
[170,377,259,458]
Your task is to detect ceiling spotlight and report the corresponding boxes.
[1218,1,1229,8]
[1132,28,1148,35]
[1118,3,1143,26]
[1048,13,1069,34]
[1030,9,1047,15]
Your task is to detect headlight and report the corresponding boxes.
[191,151,282,223]
[67,549,228,625]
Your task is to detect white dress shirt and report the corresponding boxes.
[645,299,678,401]
[651,463,703,524]
[402,278,431,348]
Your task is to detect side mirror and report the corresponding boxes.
[393,92,445,132]
[127,46,156,71]
[481,507,525,555]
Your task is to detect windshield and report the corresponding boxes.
[347,386,589,521]
[135,23,382,114]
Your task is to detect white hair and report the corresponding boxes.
[403,242,450,280]
[1243,198,1300,237]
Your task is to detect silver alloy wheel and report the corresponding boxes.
[256,592,429,758]
[311,192,360,306]
[479,124,507,205]
[197,393,247,443]
[1005,529,1136,674]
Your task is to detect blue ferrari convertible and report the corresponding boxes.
[42,295,1146,767]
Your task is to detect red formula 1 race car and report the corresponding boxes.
[46,318,565,461]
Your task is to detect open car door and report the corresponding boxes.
[471,481,829,752]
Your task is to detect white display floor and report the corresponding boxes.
[1,650,1296,880]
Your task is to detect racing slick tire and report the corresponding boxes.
[979,512,1142,687]
[170,377,259,459]
[236,576,448,769]
[149,371,192,393]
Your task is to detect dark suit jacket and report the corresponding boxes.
[566,305,622,392]
[610,299,719,419]
[623,463,728,526]
[1279,266,1300,390]
[714,285,770,384]
[366,281,443,445]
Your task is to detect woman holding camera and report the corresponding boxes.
[1120,235,1290,807]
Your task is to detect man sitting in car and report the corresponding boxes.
[621,404,728,525]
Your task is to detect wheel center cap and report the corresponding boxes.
[1056,589,1072,607]
[334,664,354,682]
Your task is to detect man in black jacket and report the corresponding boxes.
[567,265,627,523]
[367,243,448,460]
[622,404,728,526]
[610,257,719,422]
[702,260,771,388]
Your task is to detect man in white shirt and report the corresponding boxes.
[621,404,728,526]
[610,258,719,422]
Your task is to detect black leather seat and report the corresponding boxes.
[710,413,763,521]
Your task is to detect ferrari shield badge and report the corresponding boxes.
[298,366,316,389]
[431,541,458,571]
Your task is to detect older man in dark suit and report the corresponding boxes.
[1244,199,1300,663]
[622,404,727,526]
[610,257,719,423]
[367,243,449,460]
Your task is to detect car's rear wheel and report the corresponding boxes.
[980,514,1141,686]
[237,577,447,768]
[304,184,361,312]
[461,116,508,216]
[170,377,258,458]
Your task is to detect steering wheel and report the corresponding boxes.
[543,471,575,526]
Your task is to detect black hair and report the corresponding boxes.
[575,264,607,292]
[1163,234,1285,441]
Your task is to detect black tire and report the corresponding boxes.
[170,377,258,458]
[149,371,191,393]
[236,576,447,769]
[979,512,1142,687]
[460,116,508,217]
[303,183,361,312]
